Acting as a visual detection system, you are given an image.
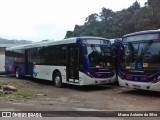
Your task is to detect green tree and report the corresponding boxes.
[99,8,115,38]
[65,31,73,38]
[148,0,160,12]
[132,6,154,31]
[148,0,160,29]
[127,1,140,14]
[64,1,159,39]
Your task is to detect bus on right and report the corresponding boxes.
[118,29,160,91]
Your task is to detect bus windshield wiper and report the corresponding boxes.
[127,42,136,62]
[140,40,153,58]
[136,40,153,62]
[128,42,135,52]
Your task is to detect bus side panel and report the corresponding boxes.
[33,65,51,80]
[14,64,25,76]
[33,65,66,82]
[5,55,14,74]
[5,62,25,76]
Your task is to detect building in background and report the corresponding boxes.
[0,44,17,73]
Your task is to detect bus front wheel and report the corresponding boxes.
[15,68,20,79]
[54,72,63,88]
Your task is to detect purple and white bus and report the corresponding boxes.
[5,37,116,87]
[118,30,160,91]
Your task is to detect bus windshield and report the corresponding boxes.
[121,41,160,70]
[123,33,160,42]
[86,44,112,68]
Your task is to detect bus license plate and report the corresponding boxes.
[133,85,141,89]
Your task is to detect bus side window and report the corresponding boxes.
[61,46,67,65]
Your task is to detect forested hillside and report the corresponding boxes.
[65,0,160,39]
[0,37,32,44]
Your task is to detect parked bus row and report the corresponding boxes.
[4,29,160,91]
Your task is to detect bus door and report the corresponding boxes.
[67,45,79,82]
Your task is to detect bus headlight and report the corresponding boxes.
[86,72,93,78]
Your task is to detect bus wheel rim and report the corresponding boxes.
[55,76,60,84]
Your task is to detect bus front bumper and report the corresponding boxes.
[80,74,116,85]
[118,76,160,91]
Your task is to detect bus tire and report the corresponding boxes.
[15,68,20,79]
[53,72,63,88]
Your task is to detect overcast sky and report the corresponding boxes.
[0,0,147,42]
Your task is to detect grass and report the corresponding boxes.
[15,90,36,98]
[0,92,5,97]
[0,90,36,101]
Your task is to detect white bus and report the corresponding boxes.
[5,37,116,87]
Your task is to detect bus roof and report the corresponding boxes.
[6,36,109,50]
[123,29,160,38]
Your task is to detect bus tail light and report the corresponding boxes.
[126,75,132,80]
[141,77,147,81]
[97,73,102,77]
[108,73,111,77]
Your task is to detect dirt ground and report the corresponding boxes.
[0,75,160,118]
